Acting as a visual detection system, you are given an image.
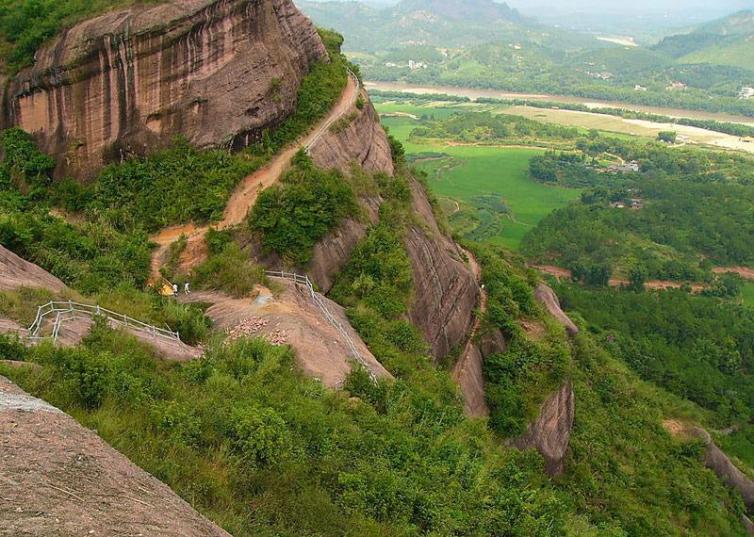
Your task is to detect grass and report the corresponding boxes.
[379,107,581,249]
[741,282,754,307]
[680,38,754,71]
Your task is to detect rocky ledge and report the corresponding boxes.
[2,0,326,179]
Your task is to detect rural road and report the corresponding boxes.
[149,74,360,283]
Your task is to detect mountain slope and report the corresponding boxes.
[653,10,754,68]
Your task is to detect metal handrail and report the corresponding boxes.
[27,301,181,344]
[265,270,377,382]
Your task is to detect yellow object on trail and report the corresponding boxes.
[159,282,176,297]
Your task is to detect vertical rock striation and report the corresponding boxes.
[513,381,575,477]
[309,90,394,176]
[406,179,479,360]
[2,0,326,179]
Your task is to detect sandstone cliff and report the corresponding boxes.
[0,376,231,536]
[513,381,575,477]
[534,283,579,336]
[406,180,478,360]
[309,89,395,176]
[307,91,393,292]
[2,0,326,179]
[0,245,66,293]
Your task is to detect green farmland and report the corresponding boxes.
[378,103,581,249]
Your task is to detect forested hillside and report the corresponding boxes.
[301,0,754,116]
[1,0,753,535]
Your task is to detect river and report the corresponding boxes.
[365,81,754,127]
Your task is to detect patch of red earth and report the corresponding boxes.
[534,265,705,292]
[713,266,754,280]
[533,265,572,280]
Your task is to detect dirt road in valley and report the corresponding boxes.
[148,75,360,283]
[534,265,707,292]
[713,266,754,280]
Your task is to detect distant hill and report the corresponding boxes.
[653,10,754,69]
[299,0,597,51]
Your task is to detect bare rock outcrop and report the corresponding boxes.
[406,180,478,360]
[309,90,394,176]
[0,376,231,537]
[2,0,326,179]
[513,381,575,477]
[0,245,66,293]
[309,196,381,293]
[453,343,489,417]
[181,283,391,387]
[534,283,579,336]
[705,440,754,512]
[478,327,507,358]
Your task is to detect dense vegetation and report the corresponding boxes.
[558,285,754,427]
[0,129,151,292]
[3,215,749,534]
[249,152,358,266]
[522,137,754,281]
[474,245,570,436]
[409,111,580,145]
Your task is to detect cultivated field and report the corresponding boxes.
[379,107,581,249]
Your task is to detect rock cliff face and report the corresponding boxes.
[309,90,394,176]
[535,283,579,336]
[0,245,66,293]
[406,180,478,360]
[2,0,326,179]
[0,376,231,536]
[307,91,392,292]
[687,427,754,513]
[453,344,488,416]
[309,197,381,293]
[513,381,575,477]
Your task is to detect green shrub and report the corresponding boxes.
[249,152,357,265]
[91,140,258,233]
[191,242,264,298]
[230,406,291,468]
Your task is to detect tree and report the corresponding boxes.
[657,131,677,144]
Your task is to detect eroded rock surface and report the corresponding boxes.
[0,245,66,293]
[406,180,478,360]
[181,283,391,387]
[453,344,488,416]
[309,90,394,176]
[309,197,381,293]
[0,376,231,537]
[3,0,326,179]
[513,381,575,476]
[534,283,579,336]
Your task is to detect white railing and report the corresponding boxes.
[265,270,376,382]
[27,301,181,344]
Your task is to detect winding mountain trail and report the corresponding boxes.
[148,75,360,283]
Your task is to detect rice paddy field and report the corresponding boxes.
[378,101,581,249]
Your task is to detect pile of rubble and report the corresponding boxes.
[225,317,288,346]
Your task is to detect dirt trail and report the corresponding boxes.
[534,265,706,292]
[713,266,754,280]
[148,75,360,283]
